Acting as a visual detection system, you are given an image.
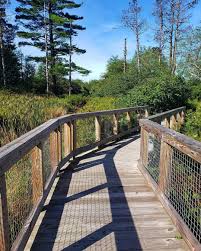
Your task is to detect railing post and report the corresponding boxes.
[95,116,101,142]
[57,126,62,163]
[31,142,45,205]
[63,123,71,157]
[71,120,76,158]
[140,127,149,167]
[0,174,10,251]
[163,117,170,128]
[126,112,132,129]
[181,110,185,125]
[145,108,149,118]
[159,140,172,192]
[170,115,177,130]
[113,114,119,136]
[50,130,58,170]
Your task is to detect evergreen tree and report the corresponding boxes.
[16,0,86,94]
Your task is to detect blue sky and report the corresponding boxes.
[8,0,201,81]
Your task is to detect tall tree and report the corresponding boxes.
[16,0,86,94]
[0,0,14,86]
[165,0,198,73]
[153,0,166,64]
[122,0,145,73]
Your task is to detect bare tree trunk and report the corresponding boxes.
[123,38,127,74]
[136,31,140,72]
[44,1,49,94]
[48,0,57,88]
[0,19,6,86]
[159,0,164,64]
[69,20,72,96]
[169,0,175,70]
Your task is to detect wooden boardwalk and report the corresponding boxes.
[25,136,189,251]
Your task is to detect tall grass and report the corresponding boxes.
[0,91,87,146]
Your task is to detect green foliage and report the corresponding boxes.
[0,91,87,146]
[184,100,201,141]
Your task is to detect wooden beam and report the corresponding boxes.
[71,120,76,154]
[50,131,58,170]
[57,127,62,163]
[0,174,9,251]
[31,143,45,205]
[140,127,149,167]
[63,123,71,157]
[95,116,101,142]
[158,140,172,192]
[126,112,132,129]
[113,114,119,135]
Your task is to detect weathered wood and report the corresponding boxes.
[0,174,9,251]
[158,141,172,192]
[63,123,71,157]
[95,116,101,142]
[148,107,186,123]
[170,115,177,130]
[145,109,149,118]
[140,128,149,167]
[181,110,185,125]
[56,127,62,163]
[126,112,132,129]
[50,131,58,170]
[71,121,76,153]
[113,114,119,135]
[163,117,170,128]
[31,143,45,205]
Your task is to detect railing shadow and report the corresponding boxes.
[30,135,142,250]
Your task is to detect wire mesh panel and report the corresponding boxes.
[146,135,161,183]
[43,136,52,185]
[165,147,201,243]
[76,117,96,148]
[5,152,33,248]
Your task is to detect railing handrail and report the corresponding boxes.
[148,106,186,122]
[139,106,201,251]
[0,106,148,176]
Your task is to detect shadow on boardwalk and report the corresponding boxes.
[31,135,142,251]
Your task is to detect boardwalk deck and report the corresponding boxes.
[25,136,190,251]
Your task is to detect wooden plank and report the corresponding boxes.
[95,116,101,142]
[71,121,76,153]
[31,143,45,205]
[140,128,149,167]
[50,131,58,170]
[57,127,62,163]
[113,114,119,136]
[170,115,177,130]
[126,112,132,129]
[63,123,71,157]
[158,141,172,192]
[0,174,9,251]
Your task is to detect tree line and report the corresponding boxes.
[0,0,88,95]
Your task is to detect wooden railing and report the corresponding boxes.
[139,106,201,251]
[0,106,148,251]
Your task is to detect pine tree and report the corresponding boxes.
[16,0,86,94]
[0,0,14,86]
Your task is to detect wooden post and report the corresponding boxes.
[145,109,149,118]
[159,140,172,192]
[140,127,149,167]
[170,115,177,130]
[0,174,9,251]
[57,127,62,163]
[31,143,45,205]
[71,120,76,157]
[95,116,101,142]
[50,131,58,170]
[163,117,170,128]
[113,114,119,136]
[126,112,132,129]
[63,123,71,157]
[181,111,185,125]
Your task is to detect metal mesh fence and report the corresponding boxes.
[5,152,33,248]
[76,117,96,148]
[43,137,52,185]
[165,147,201,243]
[146,135,161,183]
